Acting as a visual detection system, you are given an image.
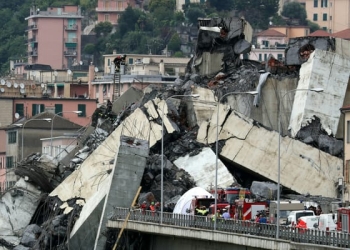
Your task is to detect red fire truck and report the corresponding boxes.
[337,207,350,232]
[210,187,252,203]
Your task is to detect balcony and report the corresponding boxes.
[64,50,77,57]
[65,25,78,31]
[95,7,125,12]
[65,38,78,48]
[28,51,38,57]
[26,37,38,44]
[25,24,38,32]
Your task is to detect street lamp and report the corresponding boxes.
[276,87,323,239]
[214,91,257,230]
[50,111,82,156]
[160,93,200,224]
[21,118,52,160]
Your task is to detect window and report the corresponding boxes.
[55,104,63,115]
[108,59,110,66]
[313,14,318,21]
[330,16,332,21]
[128,58,134,65]
[277,54,283,60]
[104,14,110,22]
[321,0,328,7]
[78,104,86,117]
[322,27,327,31]
[32,104,45,116]
[8,131,17,144]
[264,54,267,61]
[15,104,24,117]
[314,0,318,7]
[323,13,327,21]
[6,156,14,169]
[259,54,262,61]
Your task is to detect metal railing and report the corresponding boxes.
[110,207,350,248]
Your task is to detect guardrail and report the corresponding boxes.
[111,207,350,248]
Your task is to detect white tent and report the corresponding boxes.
[172,187,212,215]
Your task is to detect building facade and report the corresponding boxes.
[300,0,350,33]
[341,105,350,202]
[25,5,83,69]
[96,0,140,25]
[270,25,310,39]
[0,112,83,192]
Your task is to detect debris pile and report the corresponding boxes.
[1,17,348,250]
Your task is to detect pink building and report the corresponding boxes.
[96,0,139,25]
[249,29,287,62]
[25,5,83,69]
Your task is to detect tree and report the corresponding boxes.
[149,0,175,13]
[153,6,174,26]
[118,6,143,37]
[207,0,234,11]
[168,33,181,52]
[233,0,279,29]
[185,7,206,25]
[83,43,96,54]
[307,20,321,33]
[94,22,113,37]
[281,2,307,24]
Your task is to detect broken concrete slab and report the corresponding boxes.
[174,147,236,189]
[289,49,350,137]
[211,110,343,197]
[285,36,335,65]
[94,136,148,250]
[0,179,41,247]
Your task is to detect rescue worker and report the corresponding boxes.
[222,209,230,220]
[140,201,147,215]
[212,209,221,221]
[195,206,207,216]
[149,201,156,216]
[106,99,112,113]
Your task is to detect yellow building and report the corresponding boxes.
[299,0,350,33]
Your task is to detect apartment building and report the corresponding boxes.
[250,29,287,62]
[25,5,83,69]
[300,0,350,33]
[0,112,83,192]
[96,0,140,25]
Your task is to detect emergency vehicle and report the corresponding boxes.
[235,199,269,220]
[188,196,215,215]
[337,207,350,232]
[210,187,251,203]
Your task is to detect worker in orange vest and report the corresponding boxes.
[150,201,156,216]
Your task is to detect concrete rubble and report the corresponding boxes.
[1,17,350,249]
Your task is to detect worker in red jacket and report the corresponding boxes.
[141,201,147,215]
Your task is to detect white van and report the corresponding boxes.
[286,210,315,227]
[296,215,319,229]
[318,213,337,231]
